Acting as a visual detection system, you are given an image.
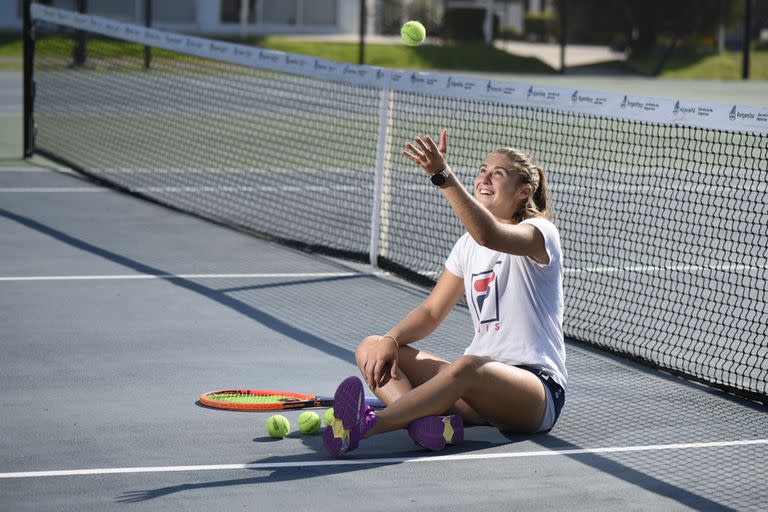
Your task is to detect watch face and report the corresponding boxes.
[430,172,446,186]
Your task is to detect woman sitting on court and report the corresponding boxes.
[323,129,567,457]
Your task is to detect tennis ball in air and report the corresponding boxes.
[401,20,426,46]
[298,411,322,435]
[266,414,290,438]
[323,407,335,427]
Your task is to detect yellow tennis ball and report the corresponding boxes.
[323,407,335,427]
[401,20,426,46]
[298,411,321,435]
[266,414,290,438]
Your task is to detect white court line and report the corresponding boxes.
[0,266,761,282]
[0,168,79,175]
[0,187,107,192]
[0,186,366,193]
[415,262,766,278]
[128,185,364,193]
[0,272,381,282]
[97,168,361,175]
[1,439,766,479]
[565,263,766,275]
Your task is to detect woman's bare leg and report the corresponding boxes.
[364,355,547,437]
[355,337,487,425]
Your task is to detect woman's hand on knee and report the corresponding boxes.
[355,335,400,390]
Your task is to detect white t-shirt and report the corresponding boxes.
[444,216,567,390]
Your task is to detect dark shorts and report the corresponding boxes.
[518,365,566,430]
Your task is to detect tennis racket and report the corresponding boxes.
[198,389,385,412]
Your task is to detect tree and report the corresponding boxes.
[565,0,745,55]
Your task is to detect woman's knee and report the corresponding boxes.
[354,335,380,368]
[357,335,379,349]
[447,355,487,381]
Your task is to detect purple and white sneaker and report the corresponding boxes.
[323,376,377,457]
[407,415,464,451]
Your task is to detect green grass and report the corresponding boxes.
[5,32,768,78]
[237,36,553,73]
[629,49,768,79]
[1,34,553,74]
[0,33,22,57]
[0,33,22,68]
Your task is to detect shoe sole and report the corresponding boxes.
[333,376,365,431]
[323,376,364,457]
[408,415,464,451]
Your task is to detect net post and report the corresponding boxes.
[369,86,391,269]
[144,0,152,70]
[22,0,33,158]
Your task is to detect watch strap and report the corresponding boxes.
[430,167,451,187]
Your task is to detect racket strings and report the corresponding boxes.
[205,392,302,404]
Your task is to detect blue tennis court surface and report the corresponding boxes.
[1,161,766,511]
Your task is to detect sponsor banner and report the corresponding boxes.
[389,71,521,103]
[484,80,519,103]
[336,64,388,88]
[521,84,570,108]
[390,70,447,94]
[280,52,314,75]
[227,44,256,67]
[310,57,344,80]
[724,105,768,133]
[670,99,731,131]
[252,49,288,73]
[32,5,768,134]
[443,75,490,101]
[612,94,673,124]
[566,89,614,114]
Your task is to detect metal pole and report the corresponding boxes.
[239,0,250,39]
[73,0,87,67]
[359,0,366,65]
[23,0,33,158]
[144,0,152,70]
[483,0,494,46]
[559,0,567,74]
[742,0,751,80]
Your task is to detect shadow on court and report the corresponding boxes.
[113,433,733,510]
[114,460,400,503]
[534,436,739,512]
[114,437,510,504]
[0,206,373,364]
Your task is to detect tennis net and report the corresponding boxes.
[26,5,768,401]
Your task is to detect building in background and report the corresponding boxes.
[1,0,536,37]
[0,0,362,34]
[443,0,525,33]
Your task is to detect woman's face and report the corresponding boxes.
[473,153,530,223]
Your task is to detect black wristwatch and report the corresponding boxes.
[430,167,451,187]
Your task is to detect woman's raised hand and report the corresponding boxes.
[402,128,448,175]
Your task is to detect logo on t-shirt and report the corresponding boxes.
[471,266,499,324]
